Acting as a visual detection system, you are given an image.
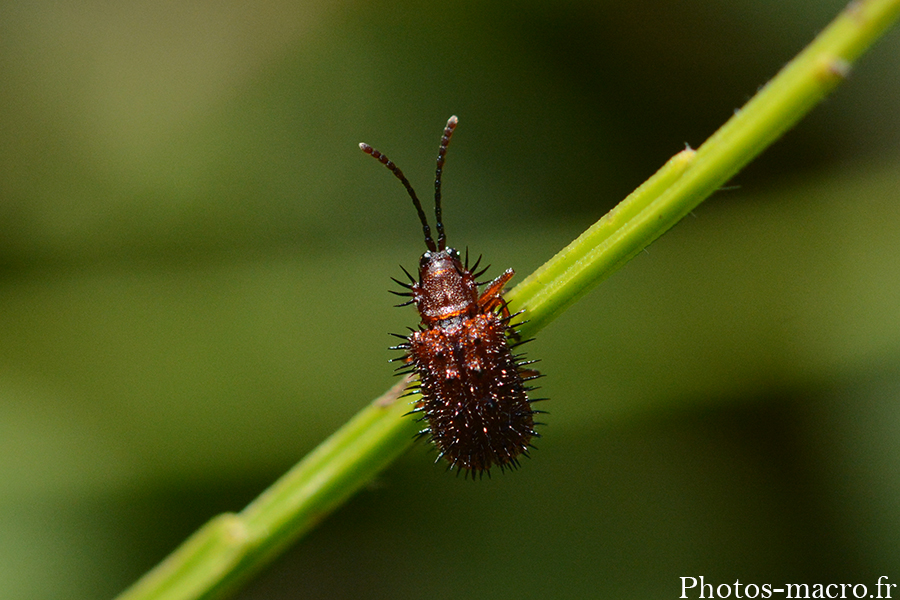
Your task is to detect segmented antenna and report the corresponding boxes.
[434,115,458,251]
[359,142,436,252]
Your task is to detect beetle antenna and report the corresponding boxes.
[360,142,436,252]
[434,115,458,251]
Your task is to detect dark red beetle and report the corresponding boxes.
[360,116,544,476]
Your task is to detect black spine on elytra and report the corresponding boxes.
[359,142,436,252]
[434,116,458,251]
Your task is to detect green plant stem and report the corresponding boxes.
[115,1,900,599]
[510,0,900,334]
[118,378,419,600]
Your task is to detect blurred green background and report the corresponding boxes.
[1,1,899,598]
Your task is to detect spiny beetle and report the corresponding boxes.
[359,116,545,477]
